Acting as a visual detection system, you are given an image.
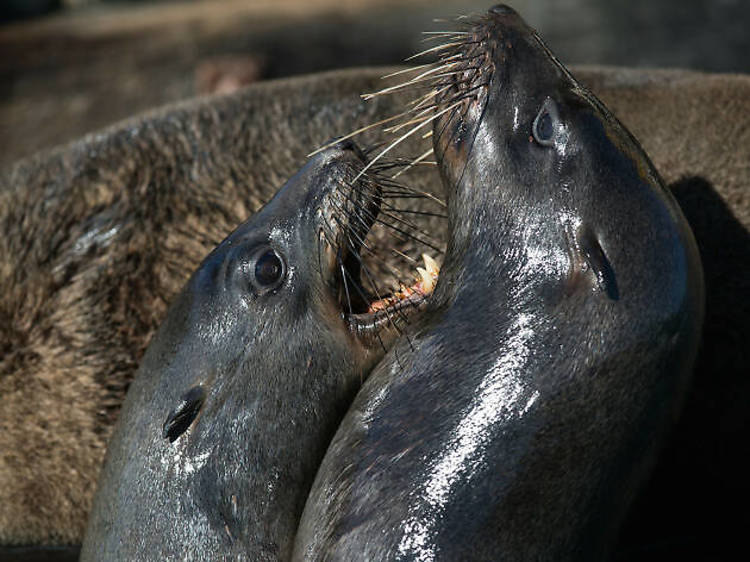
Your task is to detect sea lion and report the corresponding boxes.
[79,140,436,560]
[0,67,748,558]
[293,6,704,560]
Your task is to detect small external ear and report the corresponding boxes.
[163,385,206,443]
[577,228,619,301]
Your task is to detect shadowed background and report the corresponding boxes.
[1,0,749,169]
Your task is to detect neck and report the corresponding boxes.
[436,187,569,316]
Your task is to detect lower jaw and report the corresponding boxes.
[344,252,441,342]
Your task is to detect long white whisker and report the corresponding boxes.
[412,84,453,110]
[384,102,441,133]
[422,31,469,35]
[405,41,462,61]
[307,112,412,157]
[391,148,435,179]
[381,64,439,80]
[366,61,465,99]
[349,101,462,186]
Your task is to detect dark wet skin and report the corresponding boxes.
[80,142,404,561]
[293,5,704,561]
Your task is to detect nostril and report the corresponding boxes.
[334,138,367,162]
[332,138,356,152]
[489,4,518,17]
[323,137,366,160]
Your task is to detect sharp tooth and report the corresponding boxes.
[417,267,434,293]
[422,253,440,277]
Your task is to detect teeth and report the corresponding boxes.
[415,253,440,294]
[417,267,434,294]
[367,254,442,315]
[371,253,441,315]
[422,253,440,277]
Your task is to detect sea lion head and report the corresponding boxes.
[155,140,393,440]
[82,140,435,559]
[414,5,704,556]
[432,4,703,322]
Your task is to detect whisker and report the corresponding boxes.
[405,41,463,61]
[378,202,444,245]
[381,189,446,208]
[327,189,413,285]
[409,84,451,110]
[389,208,447,219]
[422,30,469,35]
[384,108,438,134]
[391,248,418,264]
[370,214,444,255]
[391,148,435,179]
[338,261,398,348]
[360,262,415,330]
[381,64,439,80]
[362,63,461,99]
[349,101,464,187]
[307,113,413,157]
[339,260,353,316]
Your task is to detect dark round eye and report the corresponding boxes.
[532,98,559,147]
[253,249,285,290]
[535,112,553,141]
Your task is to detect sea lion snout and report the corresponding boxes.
[323,137,368,162]
[489,4,519,17]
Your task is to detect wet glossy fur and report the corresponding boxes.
[80,144,388,560]
[293,8,704,560]
[0,66,748,556]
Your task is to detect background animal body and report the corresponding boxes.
[2,0,750,170]
[0,4,748,560]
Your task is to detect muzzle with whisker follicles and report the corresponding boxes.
[358,17,491,166]
[310,17,491,199]
[307,16,497,346]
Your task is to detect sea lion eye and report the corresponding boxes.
[253,248,285,290]
[532,98,559,147]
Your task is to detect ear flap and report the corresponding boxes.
[577,227,619,301]
[163,385,206,443]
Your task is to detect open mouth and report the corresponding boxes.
[312,21,487,336]
[345,251,440,334]
[323,155,445,340]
